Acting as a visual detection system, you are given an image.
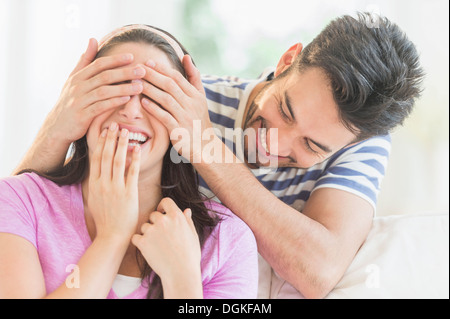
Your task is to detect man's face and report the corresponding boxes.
[243,67,358,169]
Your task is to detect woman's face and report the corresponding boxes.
[86,42,174,177]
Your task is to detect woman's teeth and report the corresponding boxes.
[115,131,149,146]
[128,132,148,143]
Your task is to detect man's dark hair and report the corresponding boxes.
[294,12,425,141]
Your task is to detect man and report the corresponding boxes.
[14,14,424,298]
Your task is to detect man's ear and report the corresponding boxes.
[274,43,303,77]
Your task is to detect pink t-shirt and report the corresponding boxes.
[0,173,258,299]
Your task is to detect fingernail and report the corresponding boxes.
[122,53,133,61]
[134,145,141,153]
[119,96,131,103]
[141,97,150,106]
[101,128,107,137]
[145,59,155,68]
[132,80,143,92]
[109,122,118,131]
[134,66,145,76]
[121,128,128,138]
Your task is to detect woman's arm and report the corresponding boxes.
[0,124,141,299]
[12,38,145,175]
[0,232,130,299]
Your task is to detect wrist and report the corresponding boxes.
[94,231,132,250]
[161,267,203,299]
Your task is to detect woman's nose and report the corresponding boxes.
[118,93,144,120]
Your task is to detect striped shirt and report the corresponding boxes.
[200,69,391,298]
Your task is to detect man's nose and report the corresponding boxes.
[268,127,292,158]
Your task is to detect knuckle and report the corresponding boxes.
[160,197,171,205]
[96,86,108,99]
[127,164,138,176]
[68,83,81,97]
[99,71,111,84]
[165,79,177,91]
[92,58,105,70]
[162,95,175,108]
[173,71,185,84]
[113,158,123,169]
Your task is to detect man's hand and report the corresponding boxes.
[47,38,146,145]
[13,39,146,174]
[139,56,215,163]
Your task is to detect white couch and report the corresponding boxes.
[258,212,449,299]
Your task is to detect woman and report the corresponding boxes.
[0,25,257,299]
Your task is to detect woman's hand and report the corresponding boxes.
[46,38,146,146]
[139,56,217,163]
[87,123,141,241]
[131,198,203,298]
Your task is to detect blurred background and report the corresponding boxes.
[0,0,448,216]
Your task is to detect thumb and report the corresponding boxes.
[183,208,192,219]
[131,233,143,248]
[183,208,196,230]
[183,55,205,94]
[70,38,98,76]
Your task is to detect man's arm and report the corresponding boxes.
[194,137,373,298]
[139,58,374,298]
[12,120,72,175]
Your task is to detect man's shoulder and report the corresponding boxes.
[325,134,392,168]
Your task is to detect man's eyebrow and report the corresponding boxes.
[284,91,296,122]
[308,138,333,154]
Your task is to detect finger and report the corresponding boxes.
[141,97,179,132]
[144,60,197,98]
[112,128,129,184]
[87,96,131,119]
[157,197,183,217]
[87,64,146,92]
[82,81,143,109]
[183,208,192,219]
[148,210,165,224]
[140,222,151,234]
[183,208,197,232]
[90,128,108,179]
[140,80,184,120]
[183,55,205,94]
[131,234,143,248]
[101,122,119,179]
[72,53,134,83]
[125,144,141,188]
[70,38,98,77]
